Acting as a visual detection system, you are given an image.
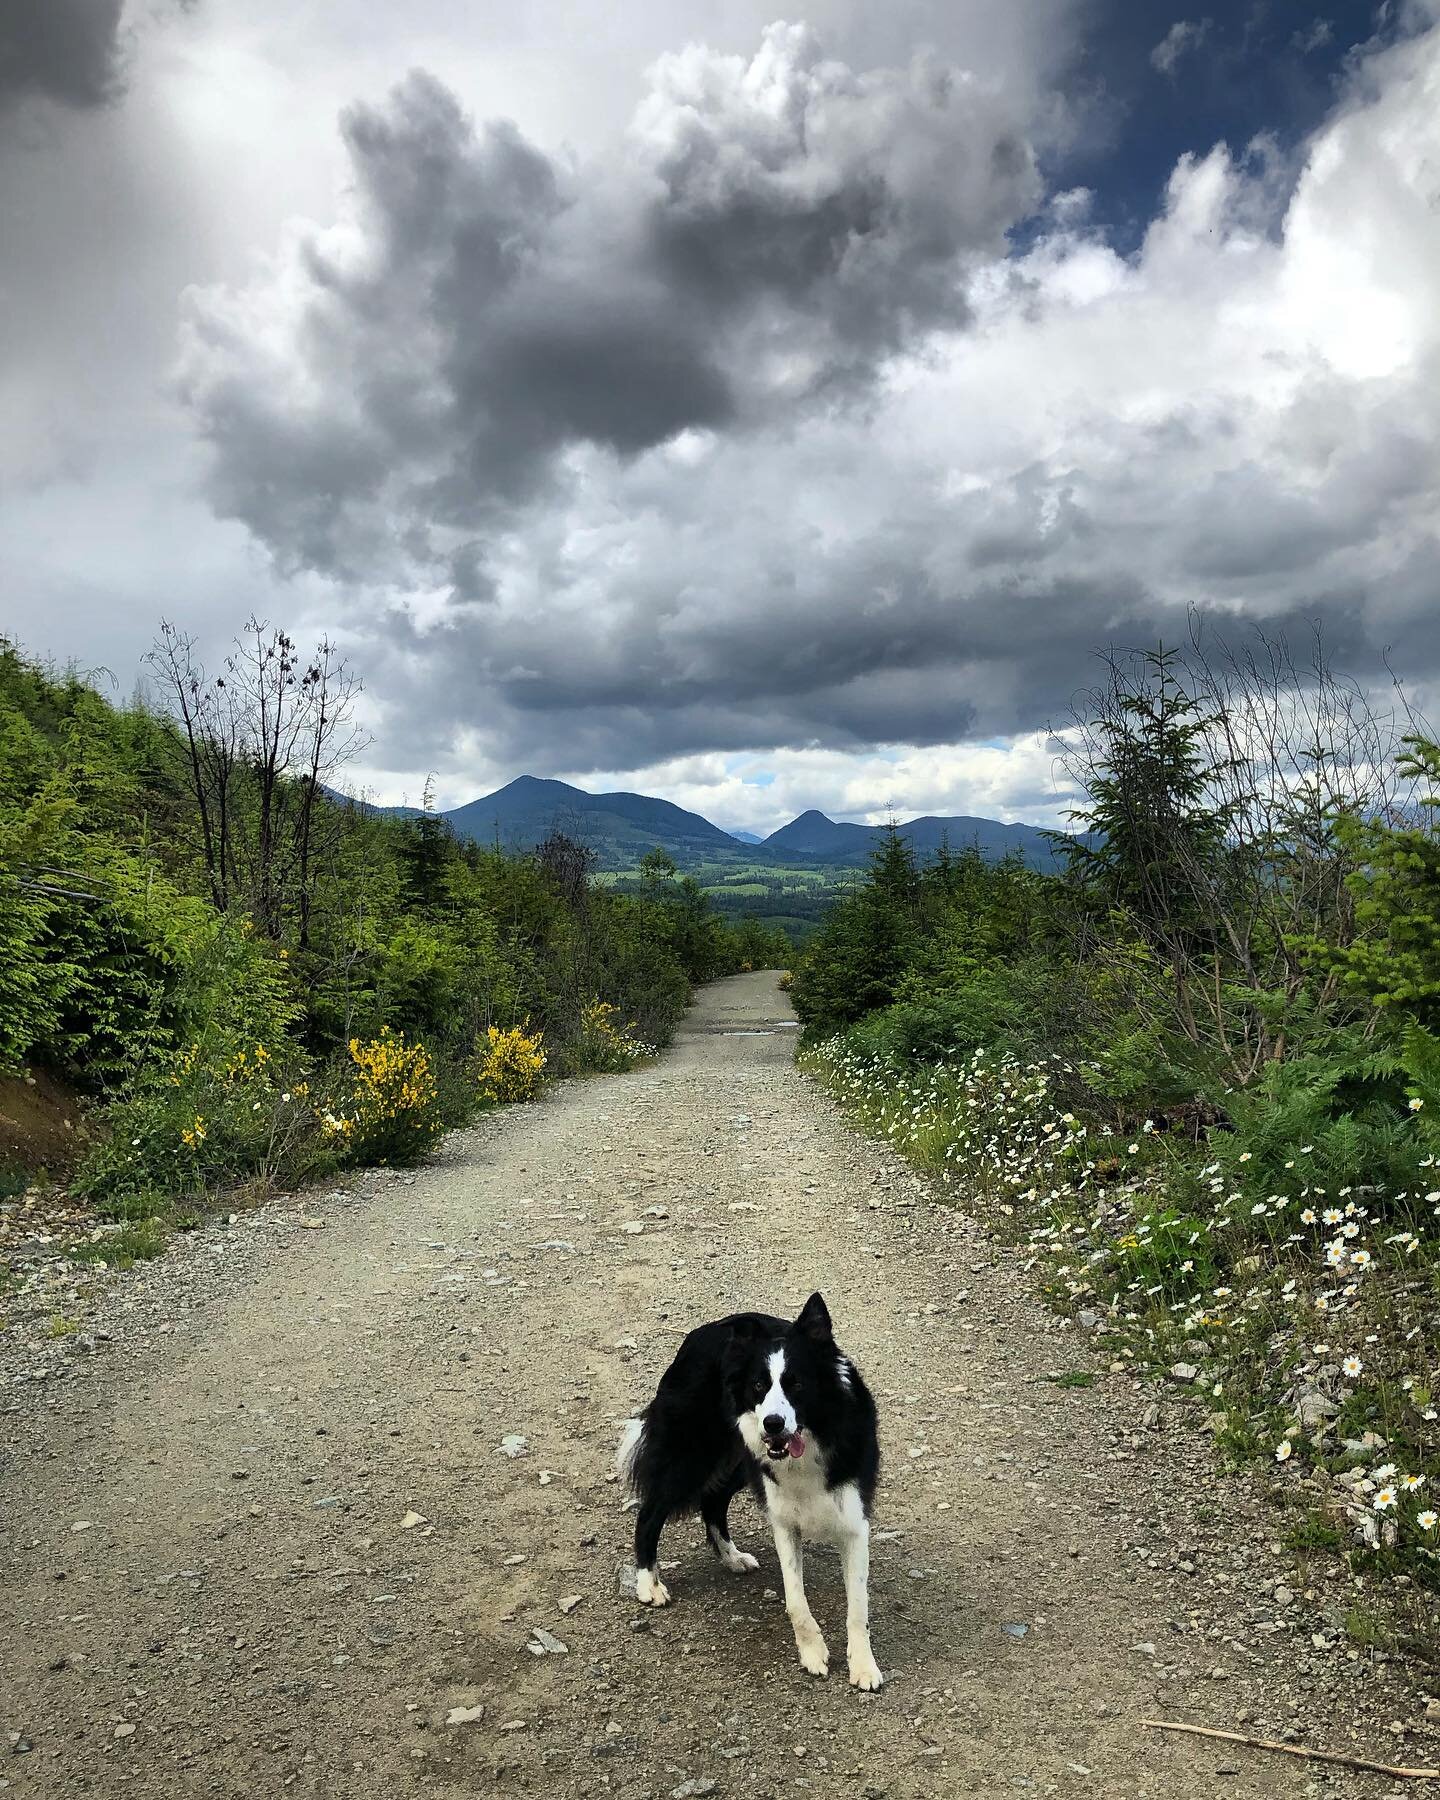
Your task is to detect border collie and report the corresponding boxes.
[616,1292,883,1689]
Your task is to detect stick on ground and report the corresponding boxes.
[1141,1718,1439,1780]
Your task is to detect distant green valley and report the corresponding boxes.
[337,773,1071,938]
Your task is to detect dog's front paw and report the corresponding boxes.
[635,1568,671,1607]
[722,1548,760,1574]
[794,1624,830,1678]
[848,1647,884,1691]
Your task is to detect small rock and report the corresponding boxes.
[445,1706,485,1727]
[1001,1622,1029,1640]
[1168,1363,1199,1384]
[1296,1389,1338,1426]
[400,1511,427,1530]
[672,1782,717,1798]
[559,1594,584,1614]
[499,1435,529,1458]
[528,1627,568,1656]
[113,1724,135,1740]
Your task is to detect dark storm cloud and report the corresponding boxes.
[179,25,1040,589]
[0,0,125,111]
[160,13,1440,787]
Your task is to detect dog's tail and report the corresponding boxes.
[615,1414,646,1491]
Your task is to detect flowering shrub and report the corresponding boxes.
[806,1031,1440,1608]
[473,1023,547,1105]
[324,1028,442,1165]
[572,999,654,1075]
[77,1033,317,1209]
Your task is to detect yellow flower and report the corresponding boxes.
[475,1023,547,1104]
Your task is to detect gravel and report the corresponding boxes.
[2,972,1436,1798]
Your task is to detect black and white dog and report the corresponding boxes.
[616,1292,883,1689]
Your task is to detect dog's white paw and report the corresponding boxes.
[635,1568,671,1607]
[794,1625,830,1678]
[721,1547,760,1574]
[848,1648,884,1691]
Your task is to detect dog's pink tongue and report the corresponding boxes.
[787,1433,805,1459]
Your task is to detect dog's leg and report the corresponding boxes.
[634,1498,671,1607]
[702,1476,758,1574]
[771,1518,828,1677]
[840,1515,882,1690]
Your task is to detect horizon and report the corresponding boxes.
[4,2,1439,839]
[326,766,1068,842]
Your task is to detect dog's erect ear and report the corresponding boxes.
[795,1292,833,1342]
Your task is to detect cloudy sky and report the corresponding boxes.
[3,0,1438,833]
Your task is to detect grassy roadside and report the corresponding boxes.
[802,1034,1440,1660]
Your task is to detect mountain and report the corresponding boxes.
[325,775,1073,873]
[764,809,1065,870]
[765,810,876,857]
[440,775,742,865]
[319,783,425,821]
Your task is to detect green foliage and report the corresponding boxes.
[1306,738,1440,1021]
[794,672,1440,1651]
[75,1034,320,1207]
[1111,1210,1218,1301]
[0,637,743,1199]
[789,827,924,1036]
[1061,648,1230,951]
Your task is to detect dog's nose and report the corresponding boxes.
[762,1412,785,1436]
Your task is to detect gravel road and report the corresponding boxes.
[2,973,1434,1798]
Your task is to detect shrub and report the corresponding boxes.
[473,1023,547,1105]
[572,998,653,1074]
[76,1034,318,1207]
[846,984,1013,1067]
[323,1028,443,1165]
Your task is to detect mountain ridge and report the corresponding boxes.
[327,775,1068,870]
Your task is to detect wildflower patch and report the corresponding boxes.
[572,999,654,1075]
[805,1034,1440,1631]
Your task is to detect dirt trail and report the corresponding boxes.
[1,974,1427,1798]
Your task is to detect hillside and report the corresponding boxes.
[765,808,1064,870]
[441,775,741,864]
[329,775,1071,873]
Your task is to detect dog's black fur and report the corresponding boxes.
[624,1293,879,1578]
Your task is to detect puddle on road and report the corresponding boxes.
[714,1021,801,1037]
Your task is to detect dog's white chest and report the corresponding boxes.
[763,1460,861,1546]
